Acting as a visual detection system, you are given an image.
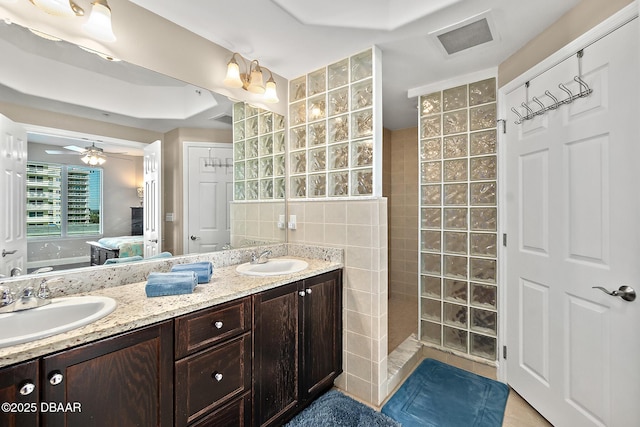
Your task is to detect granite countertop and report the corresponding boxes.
[0,256,342,368]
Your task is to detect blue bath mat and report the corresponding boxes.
[382,358,509,427]
[286,389,401,427]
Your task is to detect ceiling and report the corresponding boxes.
[129,0,581,130]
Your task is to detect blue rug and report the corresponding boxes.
[382,358,509,427]
[285,389,401,427]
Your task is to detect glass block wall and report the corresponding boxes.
[233,103,286,201]
[418,77,499,361]
[288,48,381,199]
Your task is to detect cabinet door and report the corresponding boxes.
[301,270,343,401]
[41,321,173,427]
[252,282,300,427]
[0,359,39,427]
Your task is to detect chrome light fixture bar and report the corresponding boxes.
[27,0,117,42]
[80,143,106,166]
[223,52,279,103]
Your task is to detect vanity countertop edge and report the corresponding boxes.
[0,257,343,368]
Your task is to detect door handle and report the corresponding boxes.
[2,249,17,258]
[149,239,158,243]
[190,235,201,241]
[592,285,636,302]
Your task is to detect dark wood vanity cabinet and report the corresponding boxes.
[0,359,40,427]
[41,320,174,427]
[253,270,343,427]
[174,297,252,427]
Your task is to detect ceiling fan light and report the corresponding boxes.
[264,78,279,103]
[83,0,116,42]
[223,59,243,88]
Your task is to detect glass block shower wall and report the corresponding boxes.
[288,48,382,199]
[233,103,287,201]
[418,78,499,361]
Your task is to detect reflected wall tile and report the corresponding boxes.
[470,156,497,181]
[443,110,468,135]
[470,104,496,131]
[443,85,467,111]
[421,92,441,116]
[469,78,496,106]
[443,135,468,158]
[290,75,306,102]
[420,138,442,161]
[443,159,468,182]
[328,58,349,90]
[470,182,496,206]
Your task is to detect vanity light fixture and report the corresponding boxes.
[223,52,279,103]
[80,143,106,166]
[27,0,116,42]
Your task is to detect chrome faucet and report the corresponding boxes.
[0,279,53,313]
[10,267,22,277]
[250,250,272,264]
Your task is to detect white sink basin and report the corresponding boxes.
[236,258,309,276]
[0,296,117,348]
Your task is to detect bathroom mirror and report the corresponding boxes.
[0,20,286,278]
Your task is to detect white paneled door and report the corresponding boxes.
[505,18,639,427]
[143,140,162,257]
[184,143,233,254]
[0,114,27,277]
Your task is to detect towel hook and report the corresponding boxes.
[574,76,591,96]
[532,96,545,113]
[558,83,573,102]
[511,107,524,124]
[521,102,534,118]
[544,90,560,109]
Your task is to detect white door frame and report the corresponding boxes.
[181,141,232,253]
[497,2,639,382]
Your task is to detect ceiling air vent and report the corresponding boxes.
[430,11,499,56]
[210,113,233,125]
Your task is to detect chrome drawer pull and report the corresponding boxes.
[19,382,35,396]
[212,372,223,382]
[48,372,63,386]
[213,321,223,329]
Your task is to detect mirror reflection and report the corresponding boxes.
[0,21,285,279]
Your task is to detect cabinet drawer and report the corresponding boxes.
[175,297,251,358]
[175,332,251,426]
[188,391,251,427]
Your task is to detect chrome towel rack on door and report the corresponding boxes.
[511,50,593,125]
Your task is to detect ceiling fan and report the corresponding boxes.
[45,141,110,165]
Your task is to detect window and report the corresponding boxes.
[26,162,102,238]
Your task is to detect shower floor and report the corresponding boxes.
[388,296,418,353]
